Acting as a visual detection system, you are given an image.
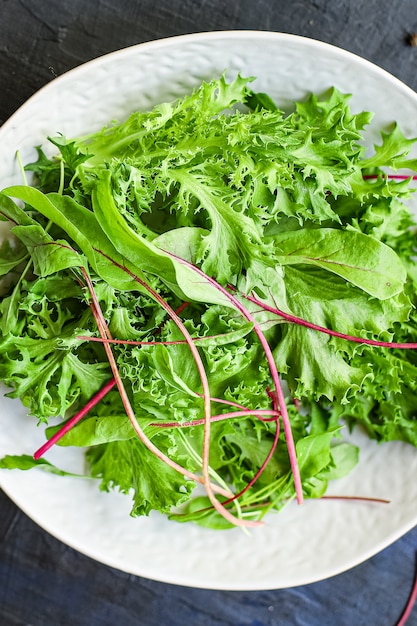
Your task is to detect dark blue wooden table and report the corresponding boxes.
[1,1,417,624]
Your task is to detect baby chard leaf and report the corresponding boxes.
[2,186,147,292]
[12,224,85,276]
[273,228,406,299]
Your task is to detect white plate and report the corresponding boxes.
[1,31,417,591]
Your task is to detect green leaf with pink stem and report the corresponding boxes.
[243,290,417,349]
[2,187,147,292]
[273,227,406,300]
[82,264,261,528]
[12,224,86,276]
[162,251,304,505]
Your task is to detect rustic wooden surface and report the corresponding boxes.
[1,1,417,624]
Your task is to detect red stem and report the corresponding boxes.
[320,495,390,504]
[243,292,417,349]
[33,378,117,459]
[92,253,261,527]
[164,252,304,505]
[218,388,283,504]
[81,268,235,502]
[363,174,417,180]
[154,301,190,335]
[395,555,417,626]
[150,409,279,428]
[223,415,281,505]
[196,393,279,421]
[174,301,191,315]
[75,333,241,346]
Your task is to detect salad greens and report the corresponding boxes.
[0,74,417,528]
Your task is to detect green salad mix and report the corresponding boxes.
[0,75,417,528]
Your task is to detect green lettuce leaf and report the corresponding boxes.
[86,436,196,517]
[0,454,83,477]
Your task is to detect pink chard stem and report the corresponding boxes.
[150,408,279,429]
[33,378,117,459]
[88,259,261,528]
[224,415,281,506]
[80,268,238,502]
[75,332,245,347]
[243,293,417,350]
[164,252,304,506]
[363,174,417,181]
[395,554,417,626]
